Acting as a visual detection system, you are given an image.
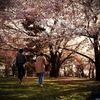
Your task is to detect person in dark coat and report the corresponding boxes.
[15,49,26,84]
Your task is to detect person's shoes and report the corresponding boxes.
[20,82,24,85]
[40,85,43,87]
[18,80,22,84]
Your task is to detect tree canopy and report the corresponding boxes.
[0,0,100,80]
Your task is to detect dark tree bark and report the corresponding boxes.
[49,45,61,77]
[49,50,59,77]
[94,33,100,81]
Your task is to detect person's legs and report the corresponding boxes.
[18,67,23,83]
[38,73,44,86]
[12,67,15,76]
[22,68,25,77]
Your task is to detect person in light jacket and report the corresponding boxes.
[35,52,47,87]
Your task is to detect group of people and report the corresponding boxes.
[13,48,47,86]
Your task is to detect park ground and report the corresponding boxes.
[0,76,100,100]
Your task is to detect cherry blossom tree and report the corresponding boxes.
[0,0,100,80]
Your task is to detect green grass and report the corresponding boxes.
[0,76,100,100]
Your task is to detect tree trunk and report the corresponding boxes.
[50,59,60,77]
[5,65,8,77]
[94,36,100,81]
[49,52,60,77]
[49,51,56,77]
[49,46,60,77]
[50,65,56,77]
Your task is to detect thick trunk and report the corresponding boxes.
[49,48,60,77]
[49,53,57,77]
[50,62,60,77]
[50,56,60,77]
[50,65,56,77]
[94,36,100,81]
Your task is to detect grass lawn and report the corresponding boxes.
[0,76,100,100]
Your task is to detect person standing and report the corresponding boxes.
[15,49,26,84]
[35,52,47,87]
[11,58,16,76]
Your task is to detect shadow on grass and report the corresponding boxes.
[0,77,100,100]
